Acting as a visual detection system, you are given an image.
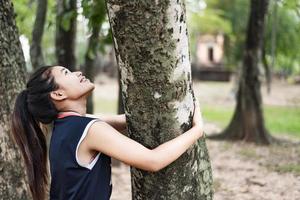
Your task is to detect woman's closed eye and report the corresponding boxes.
[64,69,70,75]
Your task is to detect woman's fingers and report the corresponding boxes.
[193,95,203,128]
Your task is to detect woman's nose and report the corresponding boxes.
[75,71,82,76]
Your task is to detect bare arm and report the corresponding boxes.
[85,121,203,172]
[85,97,204,172]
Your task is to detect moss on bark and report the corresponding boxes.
[106,0,214,199]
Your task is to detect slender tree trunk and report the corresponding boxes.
[216,0,274,144]
[30,0,47,70]
[55,0,77,71]
[270,0,278,72]
[262,42,271,93]
[0,1,31,199]
[82,0,107,114]
[106,0,213,199]
[83,25,101,114]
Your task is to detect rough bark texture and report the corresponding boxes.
[55,0,77,71]
[216,0,274,144]
[106,0,213,199]
[117,69,124,114]
[30,0,47,70]
[0,1,31,199]
[113,71,123,167]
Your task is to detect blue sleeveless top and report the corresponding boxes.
[49,115,112,200]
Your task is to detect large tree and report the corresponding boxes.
[55,0,77,71]
[0,1,31,199]
[106,0,213,199]
[212,0,275,144]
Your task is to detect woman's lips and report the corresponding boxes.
[80,76,90,83]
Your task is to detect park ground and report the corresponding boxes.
[92,74,300,200]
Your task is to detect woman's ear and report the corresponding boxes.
[50,90,67,101]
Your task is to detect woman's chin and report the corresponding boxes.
[88,83,95,92]
[89,82,95,89]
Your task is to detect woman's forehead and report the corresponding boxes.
[51,66,66,76]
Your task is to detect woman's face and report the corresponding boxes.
[50,66,95,101]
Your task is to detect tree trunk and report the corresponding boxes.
[0,1,31,199]
[117,69,124,114]
[82,0,107,114]
[83,25,101,114]
[218,0,274,144]
[262,41,271,93]
[30,0,47,70]
[55,0,77,71]
[106,0,213,199]
[112,69,123,167]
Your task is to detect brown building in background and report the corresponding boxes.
[192,33,232,81]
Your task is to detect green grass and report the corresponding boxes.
[264,106,300,138]
[202,105,233,128]
[267,164,300,176]
[202,104,300,139]
[94,98,300,139]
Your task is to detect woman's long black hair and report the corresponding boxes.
[10,65,60,200]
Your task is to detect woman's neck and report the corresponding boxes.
[59,99,87,116]
[59,110,84,116]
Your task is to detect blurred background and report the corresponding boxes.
[11,0,300,199]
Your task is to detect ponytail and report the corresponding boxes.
[11,89,49,200]
[10,65,58,200]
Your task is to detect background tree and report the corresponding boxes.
[106,0,213,199]
[30,0,48,70]
[192,0,300,77]
[81,0,106,114]
[14,0,58,67]
[0,1,31,199]
[264,0,300,78]
[203,0,250,69]
[55,0,77,71]
[211,0,275,144]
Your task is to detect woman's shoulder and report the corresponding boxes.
[51,115,104,141]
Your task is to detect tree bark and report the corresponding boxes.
[117,69,124,114]
[106,0,213,199]
[216,0,274,144]
[55,0,77,71]
[113,69,123,167]
[30,0,47,70]
[0,1,31,199]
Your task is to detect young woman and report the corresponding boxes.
[10,65,204,200]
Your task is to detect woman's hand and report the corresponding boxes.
[192,96,204,138]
